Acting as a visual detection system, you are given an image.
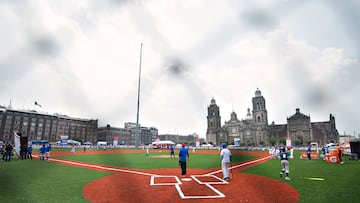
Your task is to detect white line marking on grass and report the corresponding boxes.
[36,155,157,177]
[205,156,270,176]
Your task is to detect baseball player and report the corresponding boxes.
[279,146,291,180]
[220,143,232,181]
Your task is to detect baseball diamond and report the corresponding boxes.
[32,150,299,202]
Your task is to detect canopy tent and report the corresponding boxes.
[82,141,93,145]
[58,139,81,145]
[151,140,175,145]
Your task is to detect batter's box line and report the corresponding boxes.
[191,174,228,185]
[150,174,227,199]
[150,175,182,186]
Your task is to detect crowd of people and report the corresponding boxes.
[1,143,52,162]
[1,143,14,162]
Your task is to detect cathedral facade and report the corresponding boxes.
[206,88,339,146]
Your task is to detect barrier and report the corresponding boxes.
[325,148,341,164]
[300,152,319,159]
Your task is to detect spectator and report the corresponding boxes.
[4,143,13,162]
[307,145,312,160]
[27,145,33,160]
[40,145,46,160]
[45,144,51,160]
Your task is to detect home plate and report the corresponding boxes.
[182,178,192,181]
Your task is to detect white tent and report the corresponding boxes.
[151,140,175,145]
[67,139,81,145]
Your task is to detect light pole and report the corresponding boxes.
[135,43,143,149]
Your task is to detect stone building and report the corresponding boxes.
[98,122,158,146]
[97,124,132,145]
[0,106,98,144]
[159,133,202,145]
[206,88,339,146]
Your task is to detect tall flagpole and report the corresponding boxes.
[135,43,143,149]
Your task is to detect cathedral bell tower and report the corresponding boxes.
[252,88,268,125]
[206,97,221,144]
[251,88,269,145]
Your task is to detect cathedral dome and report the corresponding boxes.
[246,107,252,120]
[255,88,261,97]
[211,97,216,105]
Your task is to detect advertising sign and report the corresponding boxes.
[196,137,200,147]
[234,138,240,148]
[286,137,291,147]
[113,136,119,146]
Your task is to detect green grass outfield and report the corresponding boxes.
[243,151,360,203]
[0,149,359,202]
[55,151,256,169]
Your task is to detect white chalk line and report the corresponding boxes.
[205,156,270,176]
[34,154,269,200]
[33,155,157,177]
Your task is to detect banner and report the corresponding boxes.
[286,137,292,147]
[156,136,160,145]
[13,132,21,157]
[234,138,240,148]
[113,136,119,146]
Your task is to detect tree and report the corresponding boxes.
[268,138,276,146]
[294,139,301,146]
[279,138,286,145]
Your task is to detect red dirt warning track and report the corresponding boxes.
[46,150,299,203]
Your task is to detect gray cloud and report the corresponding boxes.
[32,35,61,57]
[241,9,276,30]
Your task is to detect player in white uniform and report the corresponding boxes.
[220,143,232,181]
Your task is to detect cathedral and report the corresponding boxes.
[206,88,339,146]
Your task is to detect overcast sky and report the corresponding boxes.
[1,0,359,138]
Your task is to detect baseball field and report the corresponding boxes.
[0,148,359,202]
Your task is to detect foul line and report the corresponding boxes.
[33,155,156,177]
[205,156,270,176]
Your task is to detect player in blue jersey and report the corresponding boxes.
[169,145,175,158]
[45,144,51,160]
[178,143,189,177]
[279,147,291,180]
[39,144,46,160]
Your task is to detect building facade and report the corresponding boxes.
[158,133,202,145]
[206,88,339,146]
[0,106,98,144]
[97,123,159,146]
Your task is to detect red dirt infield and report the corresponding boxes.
[45,150,299,203]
